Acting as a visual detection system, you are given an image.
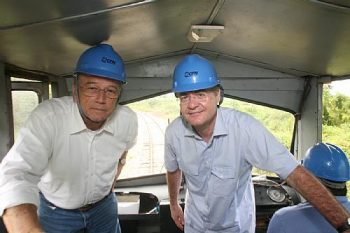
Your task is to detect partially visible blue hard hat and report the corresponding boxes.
[303,143,350,182]
[172,54,220,93]
[75,44,126,83]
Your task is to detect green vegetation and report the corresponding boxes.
[128,93,180,123]
[221,99,294,149]
[323,86,350,156]
[322,86,350,198]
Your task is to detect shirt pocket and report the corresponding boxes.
[177,156,199,176]
[210,167,237,196]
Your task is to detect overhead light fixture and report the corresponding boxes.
[187,25,224,43]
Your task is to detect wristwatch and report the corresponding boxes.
[337,218,350,233]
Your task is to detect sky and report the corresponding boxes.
[329,79,350,97]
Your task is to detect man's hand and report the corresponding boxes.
[166,169,184,230]
[170,203,184,231]
[3,204,44,233]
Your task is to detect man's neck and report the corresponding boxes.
[83,115,105,131]
[194,123,215,143]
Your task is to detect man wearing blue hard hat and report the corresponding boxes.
[268,143,350,233]
[0,44,137,233]
[164,54,350,233]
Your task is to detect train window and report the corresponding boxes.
[221,98,294,150]
[12,90,39,140]
[121,93,179,179]
[122,94,294,179]
[322,81,350,156]
[322,81,350,198]
[11,77,50,140]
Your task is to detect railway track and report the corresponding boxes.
[120,111,167,178]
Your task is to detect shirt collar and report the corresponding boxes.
[102,110,116,134]
[213,108,228,137]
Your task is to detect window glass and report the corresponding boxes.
[123,94,294,179]
[122,93,179,179]
[323,81,350,156]
[12,91,39,139]
[221,99,294,150]
[322,81,350,198]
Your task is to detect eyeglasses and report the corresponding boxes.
[80,85,120,99]
[178,92,209,104]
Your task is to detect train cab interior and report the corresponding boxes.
[1,0,350,232]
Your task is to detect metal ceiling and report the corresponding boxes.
[1,0,350,78]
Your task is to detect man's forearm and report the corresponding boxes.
[3,203,44,233]
[110,151,128,192]
[166,169,182,206]
[287,165,350,229]
[116,151,128,179]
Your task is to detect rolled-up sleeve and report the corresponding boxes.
[243,116,298,179]
[164,124,179,173]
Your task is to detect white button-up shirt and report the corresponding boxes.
[164,107,298,233]
[0,96,137,215]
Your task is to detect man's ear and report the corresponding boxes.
[218,85,224,106]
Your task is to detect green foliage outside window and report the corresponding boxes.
[323,86,350,156]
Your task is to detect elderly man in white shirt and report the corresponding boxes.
[0,44,138,233]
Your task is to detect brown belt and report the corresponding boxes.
[77,193,110,212]
[40,192,111,212]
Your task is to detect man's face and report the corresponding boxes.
[178,88,220,130]
[74,74,121,129]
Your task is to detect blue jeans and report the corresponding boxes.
[39,193,121,233]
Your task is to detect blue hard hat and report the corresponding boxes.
[75,44,126,83]
[303,143,350,182]
[172,54,220,93]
